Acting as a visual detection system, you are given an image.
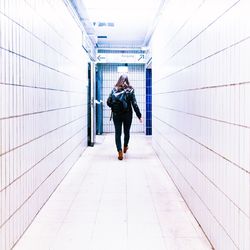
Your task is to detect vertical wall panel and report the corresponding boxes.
[146,68,152,135]
[152,0,250,250]
[101,64,145,133]
[0,1,88,249]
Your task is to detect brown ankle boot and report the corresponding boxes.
[123,146,128,153]
[118,150,123,160]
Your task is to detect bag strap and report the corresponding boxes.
[109,110,113,121]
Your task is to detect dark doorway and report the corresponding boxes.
[87,62,96,146]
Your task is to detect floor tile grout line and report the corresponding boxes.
[125,159,129,250]
[49,148,103,248]
[45,137,108,248]
[12,134,213,250]
[142,151,169,250]
[152,140,215,249]
[12,146,97,250]
[87,135,113,250]
[142,143,212,249]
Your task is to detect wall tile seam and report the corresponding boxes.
[0,25,73,66]
[160,0,206,54]
[162,0,241,63]
[153,126,249,218]
[153,115,250,175]
[0,127,87,194]
[153,137,240,249]
[154,35,250,84]
[0,133,86,230]
[0,81,87,94]
[154,105,250,130]
[25,0,80,49]
[0,115,85,157]
[0,9,73,62]
[0,1,88,249]
[152,81,250,95]
[0,46,84,83]
[8,142,86,250]
[0,105,85,121]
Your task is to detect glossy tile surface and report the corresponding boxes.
[152,0,250,249]
[0,1,88,249]
[13,134,212,250]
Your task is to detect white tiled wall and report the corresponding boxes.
[102,64,145,133]
[152,0,250,249]
[0,1,88,249]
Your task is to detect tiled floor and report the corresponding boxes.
[13,133,213,250]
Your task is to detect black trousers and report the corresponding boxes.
[112,111,133,152]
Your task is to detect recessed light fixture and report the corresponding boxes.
[93,22,115,27]
[107,22,114,27]
[117,66,128,73]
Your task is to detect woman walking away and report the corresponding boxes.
[107,74,142,160]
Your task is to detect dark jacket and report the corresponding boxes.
[107,87,142,119]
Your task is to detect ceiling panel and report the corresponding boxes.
[81,0,165,48]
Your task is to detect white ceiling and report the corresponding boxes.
[79,0,165,49]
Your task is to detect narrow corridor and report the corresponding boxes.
[13,134,212,250]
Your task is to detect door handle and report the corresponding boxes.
[94,100,103,104]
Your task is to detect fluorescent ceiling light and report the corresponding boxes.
[117,66,128,73]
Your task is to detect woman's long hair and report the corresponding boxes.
[115,74,132,90]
